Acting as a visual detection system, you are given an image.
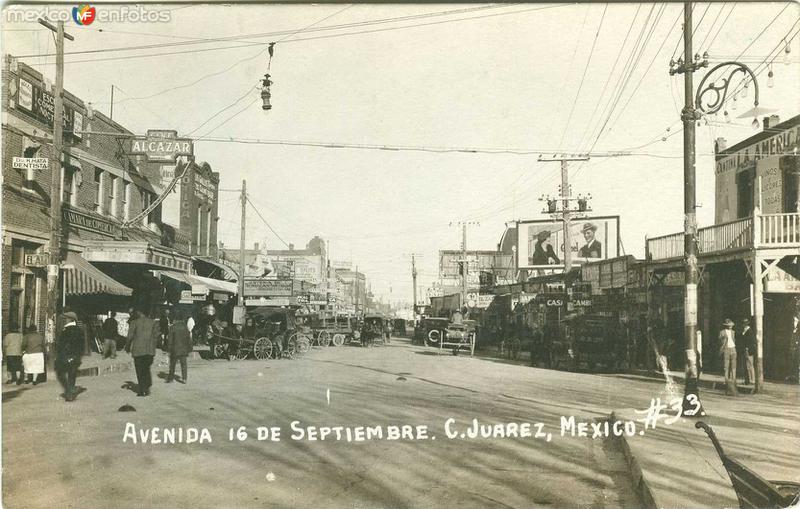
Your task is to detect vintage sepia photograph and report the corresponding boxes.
[1,1,799,508]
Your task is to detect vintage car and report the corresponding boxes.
[422,317,450,346]
[441,319,477,356]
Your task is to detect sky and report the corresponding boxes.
[2,2,799,305]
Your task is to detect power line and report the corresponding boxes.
[697,2,726,51]
[20,4,521,58]
[247,196,291,249]
[706,3,736,50]
[182,87,257,137]
[557,3,608,151]
[574,5,643,152]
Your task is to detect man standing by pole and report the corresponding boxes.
[39,19,74,368]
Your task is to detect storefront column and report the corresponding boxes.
[753,254,765,393]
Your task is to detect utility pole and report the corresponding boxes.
[669,0,707,414]
[354,265,359,317]
[238,180,247,307]
[39,18,73,353]
[450,221,479,310]
[411,254,418,318]
[538,155,590,272]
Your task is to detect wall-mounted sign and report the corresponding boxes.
[24,253,48,267]
[245,297,291,307]
[180,290,205,302]
[62,207,121,237]
[12,157,48,171]
[243,278,292,297]
[131,129,193,162]
[15,77,83,141]
[212,292,229,302]
[764,266,800,293]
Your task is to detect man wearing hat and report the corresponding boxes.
[578,223,602,259]
[55,311,84,402]
[738,318,756,385]
[718,318,738,389]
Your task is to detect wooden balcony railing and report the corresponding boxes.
[646,213,800,261]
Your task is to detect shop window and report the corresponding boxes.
[7,240,42,332]
[94,169,104,214]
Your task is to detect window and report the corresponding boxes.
[109,175,118,218]
[196,204,202,253]
[62,169,76,206]
[94,169,104,214]
[123,181,131,221]
[141,190,150,226]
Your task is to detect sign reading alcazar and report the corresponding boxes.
[131,129,193,162]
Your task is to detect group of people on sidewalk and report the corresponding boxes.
[3,306,194,402]
[125,308,193,396]
[3,325,46,385]
[719,317,757,391]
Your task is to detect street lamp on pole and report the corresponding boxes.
[670,0,774,411]
[695,61,774,128]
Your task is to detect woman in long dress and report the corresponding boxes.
[22,325,46,385]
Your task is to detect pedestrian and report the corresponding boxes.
[158,308,172,349]
[22,325,45,385]
[739,318,756,385]
[166,311,192,384]
[125,310,159,397]
[102,311,119,359]
[718,318,738,393]
[3,327,25,385]
[56,312,84,402]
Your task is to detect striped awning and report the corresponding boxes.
[64,253,133,297]
[158,271,238,294]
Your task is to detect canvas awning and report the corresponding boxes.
[158,271,238,294]
[63,252,132,297]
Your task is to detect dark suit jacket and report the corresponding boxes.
[579,240,602,258]
[127,317,159,357]
[167,321,193,357]
[57,325,84,362]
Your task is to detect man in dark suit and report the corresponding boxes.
[56,312,84,402]
[578,223,602,259]
[126,310,159,397]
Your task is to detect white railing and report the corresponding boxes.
[697,217,753,253]
[758,213,800,246]
[647,233,684,260]
[646,213,800,260]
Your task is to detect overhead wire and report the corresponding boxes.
[556,3,608,152]
[574,5,642,152]
[20,3,523,58]
[706,3,736,50]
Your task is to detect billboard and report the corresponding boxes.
[516,216,620,270]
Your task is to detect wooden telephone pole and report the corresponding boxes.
[39,19,73,350]
[538,155,590,272]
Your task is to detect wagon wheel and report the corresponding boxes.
[296,334,311,354]
[253,337,273,360]
[332,333,345,347]
[213,343,227,359]
[235,339,251,360]
[317,331,332,348]
[284,335,298,358]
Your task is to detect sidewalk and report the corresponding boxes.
[625,368,798,397]
[612,384,800,508]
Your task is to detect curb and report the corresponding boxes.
[611,410,659,509]
[628,369,757,395]
[76,359,133,378]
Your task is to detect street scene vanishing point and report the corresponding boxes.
[1,2,799,508]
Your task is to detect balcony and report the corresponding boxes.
[646,212,800,261]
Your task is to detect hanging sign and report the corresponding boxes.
[131,129,193,162]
